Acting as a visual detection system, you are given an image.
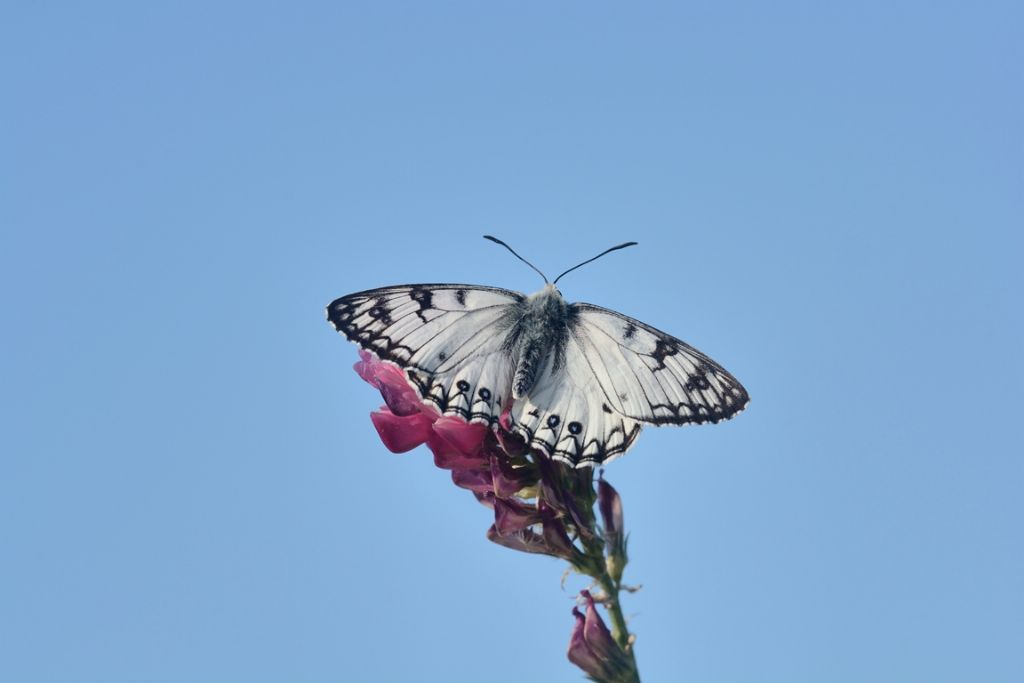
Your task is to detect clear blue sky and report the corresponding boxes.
[2,3,1021,682]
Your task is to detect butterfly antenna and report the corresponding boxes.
[552,241,639,284]
[483,235,549,284]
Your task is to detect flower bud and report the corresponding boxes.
[567,606,611,681]
[598,476,627,579]
[565,591,636,682]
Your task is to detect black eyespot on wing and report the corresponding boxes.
[547,414,560,428]
[478,387,491,401]
[455,289,467,306]
[456,380,470,392]
[568,421,582,435]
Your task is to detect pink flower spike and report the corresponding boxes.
[431,416,488,457]
[369,409,434,453]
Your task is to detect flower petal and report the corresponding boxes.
[353,350,424,417]
[369,409,434,453]
[432,416,488,457]
[377,379,422,417]
[352,349,379,385]
[427,431,488,470]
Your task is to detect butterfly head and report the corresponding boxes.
[528,282,565,305]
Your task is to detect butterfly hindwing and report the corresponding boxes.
[568,303,750,426]
[326,284,525,423]
[508,331,641,466]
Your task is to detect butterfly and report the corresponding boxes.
[326,236,749,467]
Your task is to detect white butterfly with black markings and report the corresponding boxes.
[326,236,749,467]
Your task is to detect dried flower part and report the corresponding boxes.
[490,454,538,498]
[538,505,587,566]
[486,524,551,555]
[493,498,543,535]
[493,423,528,456]
[538,462,596,541]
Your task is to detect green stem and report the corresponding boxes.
[580,535,640,682]
[598,574,632,651]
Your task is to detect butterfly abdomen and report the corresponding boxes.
[510,285,571,400]
[512,341,545,399]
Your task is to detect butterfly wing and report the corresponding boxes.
[569,303,750,426]
[507,302,748,468]
[326,284,525,423]
[507,331,642,467]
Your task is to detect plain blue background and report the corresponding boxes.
[3,2,1021,682]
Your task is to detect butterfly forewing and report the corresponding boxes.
[569,303,750,426]
[327,284,524,423]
